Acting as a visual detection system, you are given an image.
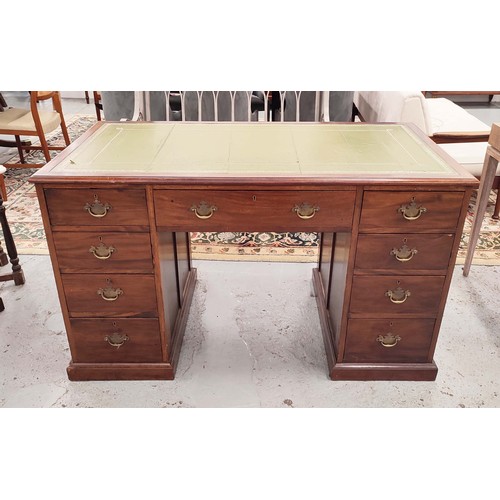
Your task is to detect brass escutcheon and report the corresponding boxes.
[191,201,217,219]
[105,332,129,348]
[84,194,111,218]
[376,333,402,348]
[391,243,418,262]
[293,203,320,220]
[385,286,411,304]
[398,197,427,220]
[97,280,123,301]
[89,239,115,260]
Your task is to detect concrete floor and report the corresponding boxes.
[0,256,498,408]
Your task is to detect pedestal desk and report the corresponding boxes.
[30,122,478,381]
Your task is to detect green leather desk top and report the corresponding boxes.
[32,122,476,183]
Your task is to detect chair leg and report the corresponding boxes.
[493,189,500,219]
[38,133,52,162]
[15,135,26,163]
[84,91,90,104]
[94,91,102,121]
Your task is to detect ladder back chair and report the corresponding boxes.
[0,91,70,168]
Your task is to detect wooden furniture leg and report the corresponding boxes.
[0,296,4,311]
[0,166,7,202]
[0,193,25,285]
[93,91,102,121]
[463,126,500,276]
[0,238,8,265]
[493,190,500,219]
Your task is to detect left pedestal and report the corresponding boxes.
[36,185,194,381]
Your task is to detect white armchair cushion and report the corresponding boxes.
[426,98,491,135]
[438,142,500,177]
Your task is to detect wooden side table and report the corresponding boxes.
[0,192,25,294]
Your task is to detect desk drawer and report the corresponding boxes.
[343,318,435,363]
[62,274,158,318]
[70,318,163,363]
[349,275,445,316]
[355,233,454,272]
[359,191,464,231]
[53,231,154,273]
[154,189,356,231]
[45,188,149,226]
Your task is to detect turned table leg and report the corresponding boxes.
[0,239,8,266]
[0,193,25,285]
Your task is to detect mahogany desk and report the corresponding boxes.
[30,122,478,381]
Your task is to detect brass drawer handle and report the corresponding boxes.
[385,286,411,304]
[97,280,123,301]
[398,197,426,220]
[105,332,129,348]
[390,242,418,262]
[376,333,401,348]
[89,239,115,260]
[84,194,111,218]
[191,201,217,219]
[293,203,320,220]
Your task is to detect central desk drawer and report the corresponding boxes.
[62,274,158,318]
[53,232,154,273]
[154,189,356,231]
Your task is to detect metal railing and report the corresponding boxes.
[132,91,330,122]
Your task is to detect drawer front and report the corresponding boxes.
[343,318,435,363]
[154,189,356,231]
[355,233,454,272]
[45,188,149,226]
[349,275,446,316]
[62,274,158,317]
[70,318,163,363]
[359,191,464,231]
[53,232,154,273]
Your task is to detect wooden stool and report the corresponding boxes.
[0,191,25,288]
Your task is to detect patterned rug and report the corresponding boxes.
[1,115,499,265]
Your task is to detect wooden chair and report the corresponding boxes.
[93,91,103,121]
[0,91,70,168]
[463,123,500,276]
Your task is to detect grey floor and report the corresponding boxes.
[0,255,500,408]
[0,256,499,408]
[0,93,499,408]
